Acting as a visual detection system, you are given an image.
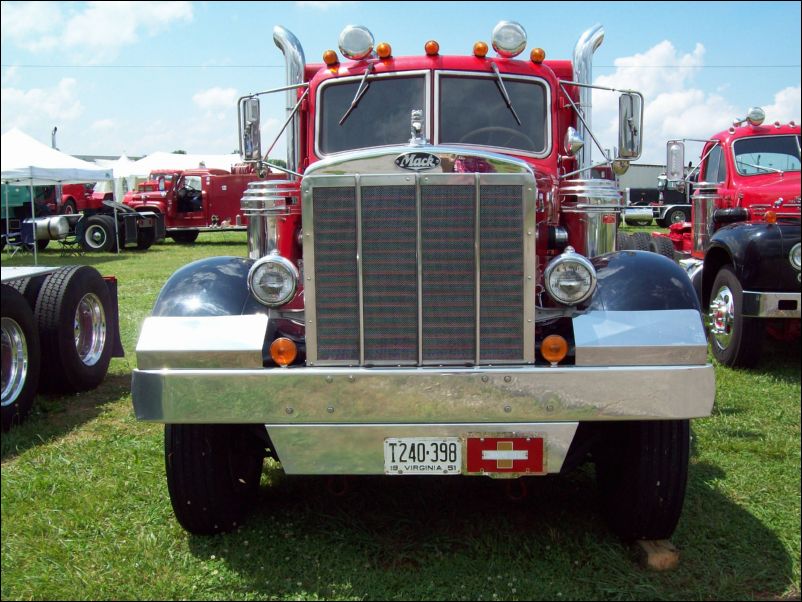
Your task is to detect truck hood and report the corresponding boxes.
[738,171,801,208]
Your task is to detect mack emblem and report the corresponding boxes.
[395,152,441,171]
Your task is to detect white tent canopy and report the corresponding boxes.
[1,128,113,185]
[129,151,241,176]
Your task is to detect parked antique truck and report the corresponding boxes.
[656,108,801,367]
[131,22,715,539]
[123,167,257,243]
[1,265,124,430]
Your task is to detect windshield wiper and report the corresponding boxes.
[490,62,522,126]
[737,160,783,174]
[339,63,375,126]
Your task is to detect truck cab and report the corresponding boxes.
[661,109,801,367]
[131,22,715,541]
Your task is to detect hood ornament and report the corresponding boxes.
[409,109,426,146]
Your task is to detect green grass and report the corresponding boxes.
[2,232,800,600]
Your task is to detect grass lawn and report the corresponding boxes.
[1,231,800,600]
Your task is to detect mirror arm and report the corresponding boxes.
[559,82,610,167]
[237,83,309,161]
[262,87,310,163]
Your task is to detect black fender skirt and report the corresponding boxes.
[588,250,701,312]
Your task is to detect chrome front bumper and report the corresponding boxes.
[743,291,801,318]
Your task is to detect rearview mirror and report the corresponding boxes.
[617,92,643,160]
[241,97,262,161]
[666,141,685,182]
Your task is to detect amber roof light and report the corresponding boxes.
[473,41,489,58]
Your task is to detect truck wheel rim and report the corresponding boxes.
[670,211,685,224]
[74,293,106,366]
[709,285,734,349]
[85,225,108,249]
[1,317,28,406]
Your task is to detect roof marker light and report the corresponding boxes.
[491,21,527,58]
[425,40,440,56]
[323,49,339,67]
[530,48,546,64]
[473,41,489,58]
[376,42,392,59]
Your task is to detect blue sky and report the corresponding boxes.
[2,1,800,164]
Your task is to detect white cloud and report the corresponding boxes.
[0,1,194,63]
[1,78,84,131]
[90,118,116,131]
[764,86,801,124]
[193,87,238,111]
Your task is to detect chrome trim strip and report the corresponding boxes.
[136,315,268,370]
[743,291,801,318]
[416,173,423,366]
[355,174,364,365]
[573,310,708,366]
[131,363,715,423]
[266,422,579,475]
[474,173,481,365]
[315,70,432,158]
[433,70,552,159]
[522,178,537,363]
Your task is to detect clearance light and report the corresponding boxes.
[491,21,527,58]
[530,48,546,64]
[473,41,489,58]
[323,49,339,66]
[425,40,440,56]
[338,25,375,60]
[270,338,298,367]
[376,42,392,59]
[765,210,778,224]
[541,335,569,365]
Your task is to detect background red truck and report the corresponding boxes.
[123,167,257,243]
[656,108,801,367]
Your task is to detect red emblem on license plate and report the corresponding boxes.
[465,436,544,475]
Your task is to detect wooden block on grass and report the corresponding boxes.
[634,539,680,571]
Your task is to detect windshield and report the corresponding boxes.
[733,135,801,175]
[439,74,547,154]
[319,74,426,154]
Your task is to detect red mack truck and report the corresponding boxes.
[131,22,715,540]
[655,108,801,367]
[123,167,257,243]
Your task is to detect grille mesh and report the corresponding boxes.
[311,179,526,365]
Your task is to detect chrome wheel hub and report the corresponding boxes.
[1,317,28,406]
[86,225,107,249]
[709,285,735,349]
[74,293,106,366]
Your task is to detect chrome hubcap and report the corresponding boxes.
[1,317,28,406]
[86,225,107,249]
[74,293,106,366]
[709,285,735,349]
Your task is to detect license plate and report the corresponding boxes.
[384,437,461,475]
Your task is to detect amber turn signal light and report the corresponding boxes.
[530,48,546,64]
[425,40,440,56]
[764,210,778,224]
[270,337,298,367]
[323,49,339,66]
[541,335,569,365]
[376,42,392,59]
[473,41,489,58]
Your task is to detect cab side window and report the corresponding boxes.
[702,145,725,183]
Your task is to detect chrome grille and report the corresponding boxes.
[304,173,535,366]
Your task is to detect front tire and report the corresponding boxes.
[596,420,689,540]
[165,424,265,534]
[1,285,41,431]
[708,265,761,367]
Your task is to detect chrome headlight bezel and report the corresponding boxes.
[790,242,801,271]
[543,246,597,306]
[248,255,299,308]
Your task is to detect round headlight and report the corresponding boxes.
[491,21,527,58]
[338,25,375,60]
[248,255,299,307]
[543,247,597,305]
[790,242,801,271]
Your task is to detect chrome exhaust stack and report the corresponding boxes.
[273,26,306,179]
[572,24,604,172]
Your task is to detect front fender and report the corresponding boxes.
[589,250,700,312]
[152,256,265,317]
